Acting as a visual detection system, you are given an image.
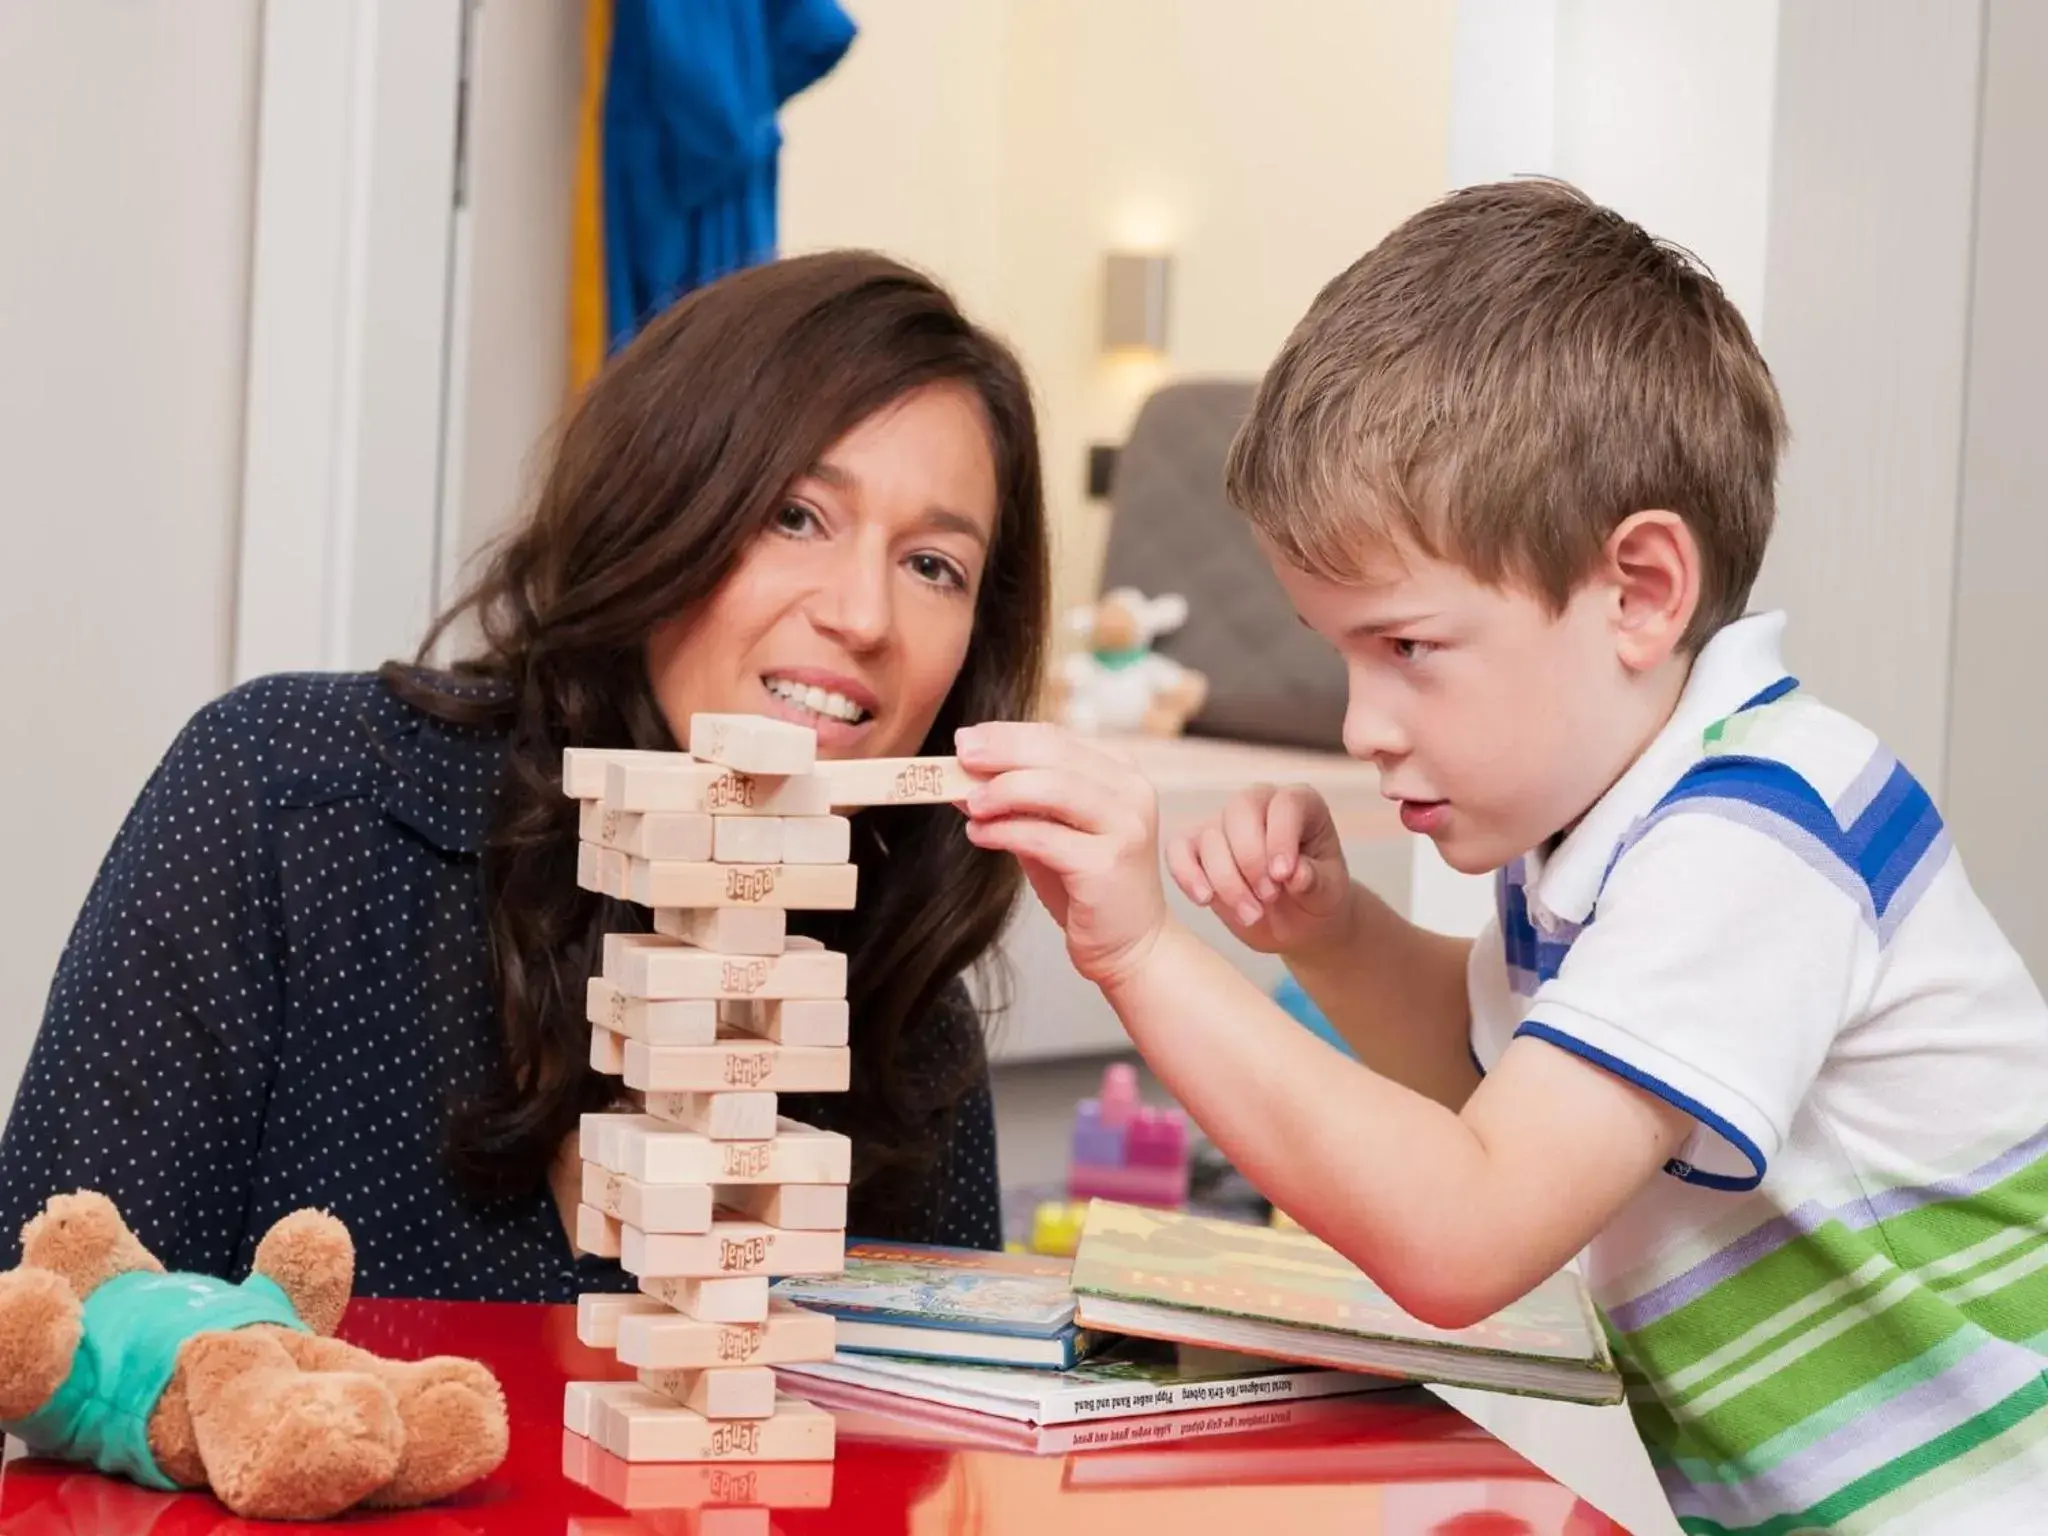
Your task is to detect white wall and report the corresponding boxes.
[0,2,263,1108]
[1937,0,2048,972]
[1449,0,1778,326]
[1752,0,1986,795]
[443,0,586,605]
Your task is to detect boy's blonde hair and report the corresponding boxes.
[1226,179,1787,649]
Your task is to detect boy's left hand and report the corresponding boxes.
[953,722,1170,990]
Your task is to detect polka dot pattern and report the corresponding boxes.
[0,673,1002,1299]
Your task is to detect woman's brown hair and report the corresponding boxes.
[382,251,1049,1227]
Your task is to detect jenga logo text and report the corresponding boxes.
[709,1469,757,1501]
[716,1325,763,1362]
[720,959,769,996]
[722,1143,772,1178]
[723,1050,773,1088]
[711,1422,760,1457]
[600,808,620,842]
[606,989,626,1028]
[705,770,757,810]
[725,866,779,903]
[720,1234,769,1271]
[892,762,947,800]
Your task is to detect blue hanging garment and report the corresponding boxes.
[602,0,856,351]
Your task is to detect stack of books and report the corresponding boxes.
[765,1204,1620,1444]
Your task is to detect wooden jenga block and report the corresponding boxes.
[616,1297,833,1368]
[814,756,974,807]
[588,978,718,1046]
[570,1509,769,1536]
[606,945,846,1002]
[716,1182,848,1232]
[577,842,633,898]
[580,801,714,862]
[577,1291,670,1349]
[688,714,817,775]
[564,747,687,800]
[599,1388,835,1463]
[640,1365,778,1420]
[562,1442,834,1514]
[579,1112,636,1171]
[779,815,851,864]
[582,1162,715,1233]
[606,759,831,818]
[583,1114,852,1186]
[576,1204,623,1259]
[654,905,787,956]
[637,1274,771,1324]
[642,1089,778,1141]
[619,1220,846,1280]
[711,816,783,864]
[602,930,671,972]
[565,1379,647,1437]
[627,860,857,911]
[626,1041,851,1095]
[590,1025,627,1074]
[716,998,849,1048]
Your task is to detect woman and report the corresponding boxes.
[0,251,1049,1302]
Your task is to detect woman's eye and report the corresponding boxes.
[908,552,967,591]
[773,503,822,536]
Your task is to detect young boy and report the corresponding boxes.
[955,179,2048,1533]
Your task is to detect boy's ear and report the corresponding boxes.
[1604,510,1699,671]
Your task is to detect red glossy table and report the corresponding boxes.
[0,1298,1631,1535]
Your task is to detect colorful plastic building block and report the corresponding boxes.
[1066,1063,1191,1208]
[1028,1199,1089,1258]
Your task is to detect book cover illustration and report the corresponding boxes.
[772,1240,1078,1337]
[1069,1201,1610,1369]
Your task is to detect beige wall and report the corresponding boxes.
[782,0,1458,617]
[0,2,262,1109]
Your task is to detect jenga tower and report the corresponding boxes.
[558,715,973,1466]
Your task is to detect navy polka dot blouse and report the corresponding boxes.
[0,673,1002,1299]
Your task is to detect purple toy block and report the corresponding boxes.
[1071,1099,1125,1166]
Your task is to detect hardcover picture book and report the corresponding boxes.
[791,1375,1417,1458]
[778,1336,1400,1425]
[770,1240,1101,1368]
[1067,1201,1622,1405]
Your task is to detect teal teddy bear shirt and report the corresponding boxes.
[1,1269,309,1490]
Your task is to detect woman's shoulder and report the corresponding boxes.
[167,672,513,835]
[179,670,448,768]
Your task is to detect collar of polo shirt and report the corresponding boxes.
[1520,611,1794,933]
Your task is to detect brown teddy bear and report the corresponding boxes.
[0,1191,508,1520]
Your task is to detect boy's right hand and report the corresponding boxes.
[1165,783,1354,957]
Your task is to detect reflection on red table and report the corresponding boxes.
[0,1297,1631,1535]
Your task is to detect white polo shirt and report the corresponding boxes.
[1468,612,2048,1534]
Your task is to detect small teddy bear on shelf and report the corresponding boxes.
[0,1190,508,1521]
[1051,586,1210,737]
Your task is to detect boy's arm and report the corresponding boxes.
[1281,883,1479,1111]
[956,721,1859,1328]
[1106,923,1689,1328]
